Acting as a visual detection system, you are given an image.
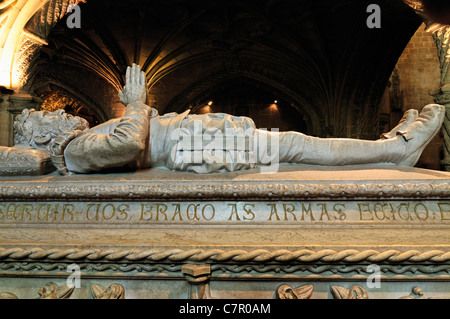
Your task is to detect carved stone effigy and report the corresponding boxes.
[0,166,449,299]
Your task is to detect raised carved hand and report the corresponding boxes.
[118,64,147,105]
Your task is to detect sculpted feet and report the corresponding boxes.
[395,104,445,167]
[380,109,418,140]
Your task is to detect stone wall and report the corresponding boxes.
[395,24,441,109]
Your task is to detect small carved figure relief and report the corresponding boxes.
[0,292,19,299]
[399,286,449,299]
[38,282,75,299]
[330,285,369,300]
[91,284,126,299]
[276,284,314,299]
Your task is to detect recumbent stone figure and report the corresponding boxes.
[4,64,446,176]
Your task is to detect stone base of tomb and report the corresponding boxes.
[0,165,449,300]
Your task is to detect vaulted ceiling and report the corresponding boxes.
[25,0,422,138]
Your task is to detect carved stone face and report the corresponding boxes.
[14,109,89,152]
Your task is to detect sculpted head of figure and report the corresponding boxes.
[13,109,90,152]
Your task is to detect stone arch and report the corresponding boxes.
[0,0,81,90]
[0,0,444,155]
[33,72,108,123]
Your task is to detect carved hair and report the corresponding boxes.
[13,109,89,149]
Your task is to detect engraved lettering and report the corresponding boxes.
[359,203,374,221]
[283,204,296,221]
[243,203,255,221]
[301,203,315,221]
[202,204,215,221]
[396,203,412,221]
[386,203,397,221]
[156,204,168,221]
[333,203,346,221]
[268,204,280,221]
[20,204,33,221]
[438,203,450,221]
[86,204,100,221]
[228,203,241,221]
[51,204,60,222]
[374,203,388,220]
[171,204,182,221]
[318,203,330,221]
[186,204,200,221]
[139,204,153,221]
[116,204,128,221]
[6,204,17,221]
[37,204,50,221]
[0,200,445,226]
[102,204,115,221]
[414,203,429,221]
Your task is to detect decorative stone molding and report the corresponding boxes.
[1,262,449,282]
[1,247,449,264]
[0,181,449,201]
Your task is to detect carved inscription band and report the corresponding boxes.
[0,201,449,225]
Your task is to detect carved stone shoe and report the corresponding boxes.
[396,104,445,167]
[380,109,419,140]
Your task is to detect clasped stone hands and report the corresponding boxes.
[118,64,147,105]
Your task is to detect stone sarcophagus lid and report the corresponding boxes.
[0,165,449,300]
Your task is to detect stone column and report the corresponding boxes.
[430,25,450,171]
[403,1,450,170]
[0,92,42,147]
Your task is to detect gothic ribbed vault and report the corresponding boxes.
[20,0,422,138]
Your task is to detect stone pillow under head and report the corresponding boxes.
[0,146,56,176]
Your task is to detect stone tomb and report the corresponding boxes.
[0,165,449,299]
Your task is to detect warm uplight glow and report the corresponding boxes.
[268,103,279,111]
[208,101,214,106]
[198,105,213,114]
[0,71,11,87]
[40,91,78,112]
